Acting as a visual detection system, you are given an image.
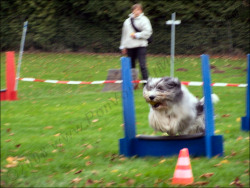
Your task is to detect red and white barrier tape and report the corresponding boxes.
[18,78,247,87]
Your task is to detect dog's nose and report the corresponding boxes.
[149,96,155,100]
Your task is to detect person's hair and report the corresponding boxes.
[131,4,143,11]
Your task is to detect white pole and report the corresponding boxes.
[15,21,28,91]
[170,13,176,77]
[166,13,181,77]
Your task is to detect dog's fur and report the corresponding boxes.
[143,77,219,136]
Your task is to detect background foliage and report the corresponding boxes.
[1,0,249,54]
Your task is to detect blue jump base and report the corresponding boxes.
[120,135,223,157]
[119,55,224,158]
[241,54,250,131]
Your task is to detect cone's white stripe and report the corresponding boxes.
[18,78,247,87]
[174,169,193,179]
[177,157,190,166]
[44,80,58,83]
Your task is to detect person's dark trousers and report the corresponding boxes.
[127,47,148,81]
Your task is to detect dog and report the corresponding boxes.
[143,77,219,136]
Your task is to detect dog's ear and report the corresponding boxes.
[144,77,152,89]
[163,77,181,89]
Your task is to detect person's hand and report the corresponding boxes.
[130,32,136,39]
[121,49,127,55]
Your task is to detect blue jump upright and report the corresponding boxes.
[241,54,250,131]
[119,55,224,158]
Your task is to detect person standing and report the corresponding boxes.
[120,4,153,81]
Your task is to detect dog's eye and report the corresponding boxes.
[157,86,164,90]
[146,84,153,90]
[167,82,177,88]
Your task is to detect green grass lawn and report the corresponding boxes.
[1,53,249,187]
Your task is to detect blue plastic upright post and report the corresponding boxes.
[121,57,136,139]
[201,54,215,158]
[241,54,250,131]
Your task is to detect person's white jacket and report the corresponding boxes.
[120,13,152,50]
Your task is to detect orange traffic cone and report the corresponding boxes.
[172,148,194,185]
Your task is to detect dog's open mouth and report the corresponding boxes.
[149,101,162,108]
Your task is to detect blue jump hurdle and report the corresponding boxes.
[241,54,250,131]
[119,55,224,158]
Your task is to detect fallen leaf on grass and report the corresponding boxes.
[159,159,166,164]
[236,118,241,122]
[215,130,221,133]
[85,179,94,186]
[92,119,99,123]
[94,178,104,184]
[54,133,61,137]
[214,163,222,167]
[230,151,237,157]
[86,144,93,149]
[236,136,243,141]
[44,126,53,129]
[109,97,117,102]
[71,177,82,184]
[200,173,214,178]
[220,159,229,164]
[92,170,99,175]
[15,144,21,148]
[214,159,229,167]
[111,169,119,173]
[76,154,83,158]
[106,181,116,187]
[244,168,249,175]
[6,128,11,132]
[5,139,11,142]
[229,177,244,187]
[222,114,230,118]
[135,173,142,177]
[85,161,92,166]
[0,169,7,173]
[25,160,30,164]
[210,65,217,69]
[84,156,90,160]
[66,168,76,174]
[16,157,26,161]
[74,170,82,174]
[119,157,127,161]
[213,70,225,73]
[191,181,209,186]
[5,163,18,168]
[7,157,17,163]
[176,68,188,72]
[233,67,242,70]
[57,144,64,147]
[126,179,135,186]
